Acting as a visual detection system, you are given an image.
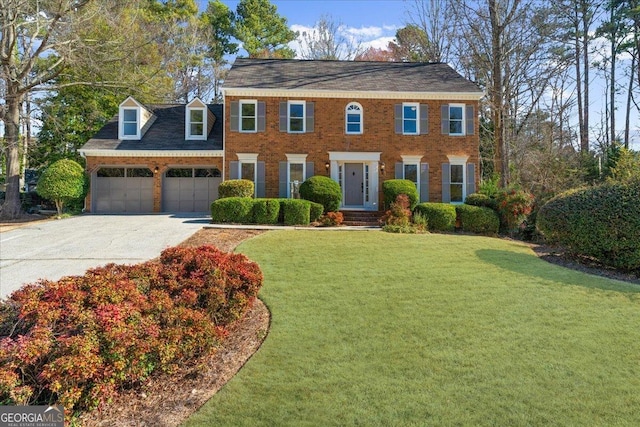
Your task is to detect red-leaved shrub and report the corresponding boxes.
[0,245,262,412]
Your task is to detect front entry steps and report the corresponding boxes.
[340,210,383,227]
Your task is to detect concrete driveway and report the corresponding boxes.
[0,214,210,299]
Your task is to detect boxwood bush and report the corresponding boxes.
[414,203,456,232]
[383,179,419,210]
[299,176,342,213]
[309,201,324,222]
[252,199,280,224]
[281,199,311,225]
[211,197,253,223]
[456,204,500,235]
[218,179,254,199]
[465,193,497,210]
[536,181,640,270]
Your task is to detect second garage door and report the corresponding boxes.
[163,168,221,212]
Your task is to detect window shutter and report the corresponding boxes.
[394,104,402,134]
[279,161,288,197]
[279,102,287,132]
[420,104,429,135]
[257,101,266,132]
[229,161,239,179]
[306,162,314,179]
[256,161,266,198]
[395,162,403,179]
[466,163,476,198]
[466,105,475,135]
[441,104,449,135]
[306,102,314,133]
[420,163,429,202]
[230,101,239,132]
[441,163,451,203]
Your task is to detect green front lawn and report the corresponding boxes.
[186,231,640,426]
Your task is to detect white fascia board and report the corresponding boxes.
[223,87,484,101]
[78,149,224,158]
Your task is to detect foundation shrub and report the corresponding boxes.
[211,197,253,223]
[299,176,342,213]
[536,181,640,270]
[319,211,344,226]
[0,246,262,413]
[382,179,419,210]
[456,204,500,235]
[309,201,324,222]
[281,199,311,225]
[251,199,280,224]
[465,193,498,210]
[414,203,456,232]
[218,179,254,199]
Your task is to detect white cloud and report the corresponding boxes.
[344,26,384,39]
[364,36,394,50]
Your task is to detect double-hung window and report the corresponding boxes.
[122,108,138,137]
[346,102,363,134]
[449,163,465,203]
[288,101,305,133]
[240,100,257,132]
[403,103,419,135]
[449,104,465,136]
[189,109,205,137]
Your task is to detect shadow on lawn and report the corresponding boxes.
[476,249,640,294]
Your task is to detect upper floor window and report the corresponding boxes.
[240,100,258,132]
[122,108,138,137]
[449,104,465,136]
[188,108,205,137]
[403,103,419,135]
[345,102,363,134]
[288,101,305,133]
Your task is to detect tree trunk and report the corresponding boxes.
[489,0,507,186]
[609,5,616,146]
[624,53,635,148]
[581,0,590,152]
[1,95,23,219]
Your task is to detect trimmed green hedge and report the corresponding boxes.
[414,203,456,232]
[309,201,324,222]
[383,179,419,210]
[537,181,640,270]
[299,176,342,213]
[218,179,254,198]
[211,197,253,223]
[252,199,280,224]
[465,193,497,210]
[456,204,500,235]
[281,199,311,225]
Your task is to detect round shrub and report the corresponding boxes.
[382,179,419,210]
[218,179,254,199]
[251,199,280,224]
[36,159,87,217]
[465,193,497,210]
[537,181,640,270]
[299,176,342,213]
[211,197,253,223]
[456,204,500,235]
[281,199,311,225]
[414,203,456,232]
[309,201,324,222]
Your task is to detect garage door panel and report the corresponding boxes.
[94,169,153,213]
[162,169,220,212]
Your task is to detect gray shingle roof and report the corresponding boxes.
[81,104,223,152]
[224,58,482,93]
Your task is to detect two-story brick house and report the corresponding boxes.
[223,58,483,211]
[80,58,482,213]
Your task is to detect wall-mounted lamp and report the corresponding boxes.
[154,166,159,174]
[325,162,330,172]
[380,162,386,175]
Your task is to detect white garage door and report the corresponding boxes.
[94,167,154,213]
[162,168,221,212]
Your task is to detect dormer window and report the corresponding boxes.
[122,109,138,136]
[118,96,154,140]
[186,98,209,140]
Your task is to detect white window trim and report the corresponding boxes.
[120,107,140,139]
[239,100,258,133]
[401,155,422,189]
[285,154,307,198]
[402,102,420,135]
[345,102,363,135]
[186,107,207,140]
[288,100,306,133]
[449,104,466,136]
[237,153,258,196]
[447,154,469,204]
